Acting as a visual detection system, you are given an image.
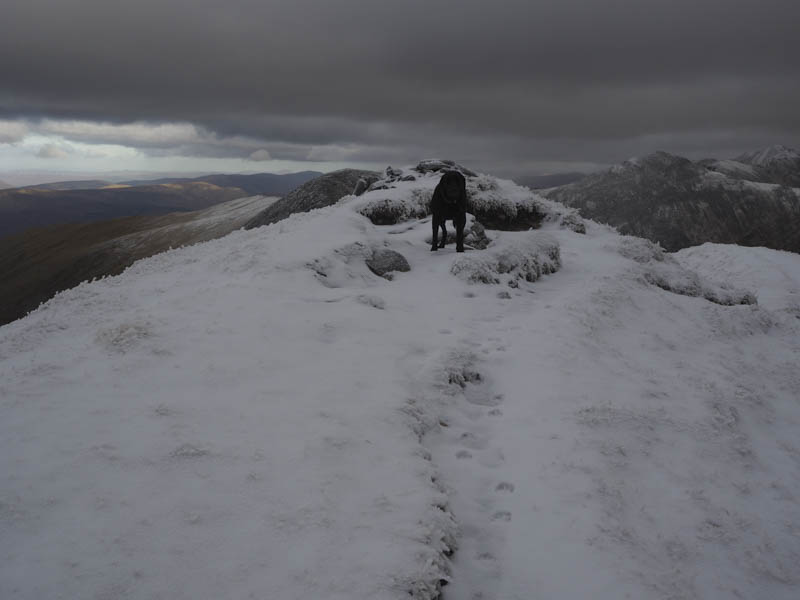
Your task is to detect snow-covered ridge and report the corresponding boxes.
[2,168,800,599]
[736,144,800,166]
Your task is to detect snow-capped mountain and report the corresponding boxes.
[700,145,800,188]
[2,164,799,600]
[736,144,800,167]
[545,150,800,252]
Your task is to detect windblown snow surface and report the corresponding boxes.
[1,171,799,600]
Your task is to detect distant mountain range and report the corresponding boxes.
[0,195,276,326]
[118,171,321,196]
[20,179,116,191]
[545,146,800,253]
[0,182,247,239]
[0,171,321,238]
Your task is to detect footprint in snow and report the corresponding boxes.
[356,294,385,310]
[491,510,512,522]
[153,404,174,417]
[495,482,515,493]
[456,450,473,459]
[459,431,487,450]
[488,408,503,417]
[465,392,503,407]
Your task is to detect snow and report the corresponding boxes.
[675,242,800,313]
[701,169,800,194]
[107,195,279,254]
[2,173,800,600]
[703,159,758,180]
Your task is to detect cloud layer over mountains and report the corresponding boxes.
[1,0,799,174]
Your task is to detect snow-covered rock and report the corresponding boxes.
[354,162,553,231]
[450,233,561,285]
[366,248,411,279]
[675,242,800,315]
[616,236,757,305]
[413,158,477,178]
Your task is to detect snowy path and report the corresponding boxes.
[419,231,800,599]
[420,231,648,599]
[2,180,800,599]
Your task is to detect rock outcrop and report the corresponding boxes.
[245,169,379,229]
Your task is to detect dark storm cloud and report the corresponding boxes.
[1,0,799,171]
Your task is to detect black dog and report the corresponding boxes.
[430,170,467,252]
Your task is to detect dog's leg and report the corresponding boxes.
[455,214,466,252]
[431,215,439,251]
[439,221,447,248]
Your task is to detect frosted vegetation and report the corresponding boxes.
[1,165,799,599]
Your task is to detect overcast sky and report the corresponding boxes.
[1,0,798,179]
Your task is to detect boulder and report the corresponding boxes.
[365,248,411,279]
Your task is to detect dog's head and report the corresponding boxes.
[439,170,466,204]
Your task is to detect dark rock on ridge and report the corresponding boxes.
[245,169,379,229]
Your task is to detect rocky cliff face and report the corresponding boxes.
[545,149,800,252]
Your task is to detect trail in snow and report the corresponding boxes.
[419,229,800,600]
